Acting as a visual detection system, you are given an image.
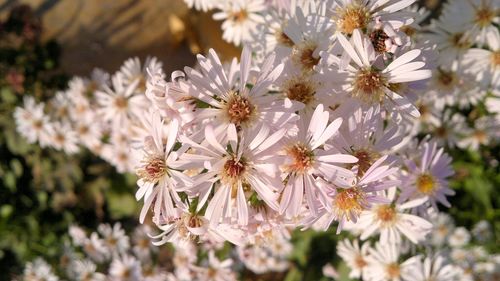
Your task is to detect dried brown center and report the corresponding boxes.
[370,29,389,53]
[284,79,316,105]
[400,25,416,37]
[336,4,370,35]
[437,70,455,88]
[376,205,397,224]
[416,173,436,194]
[285,143,314,173]
[224,158,246,179]
[450,33,471,49]
[226,94,255,126]
[353,68,386,103]
[114,96,128,109]
[275,28,294,47]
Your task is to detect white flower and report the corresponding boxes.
[403,254,456,281]
[109,255,142,281]
[400,140,455,210]
[448,227,471,248]
[191,251,237,281]
[279,104,358,218]
[337,239,371,279]
[213,0,265,46]
[98,223,130,257]
[334,29,431,118]
[21,258,59,281]
[349,188,433,244]
[364,241,415,281]
[135,111,190,224]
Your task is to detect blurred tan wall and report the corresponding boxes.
[0,0,239,76]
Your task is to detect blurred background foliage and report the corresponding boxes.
[0,2,499,281]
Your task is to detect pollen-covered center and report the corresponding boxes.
[335,4,370,35]
[474,8,494,27]
[285,142,315,173]
[333,187,367,220]
[353,68,386,103]
[284,78,316,105]
[376,205,397,225]
[137,156,167,183]
[370,29,389,53]
[226,94,255,126]
[386,263,401,279]
[416,173,436,194]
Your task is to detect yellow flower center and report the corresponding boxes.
[226,94,255,126]
[285,142,315,173]
[137,156,167,183]
[376,205,397,225]
[335,4,370,35]
[333,187,367,220]
[292,41,320,71]
[386,263,401,279]
[416,173,436,194]
[491,51,500,68]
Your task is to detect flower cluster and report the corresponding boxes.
[13,58,163,173]
[327,214,500,281]
[15,223,292,281]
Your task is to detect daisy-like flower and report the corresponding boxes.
[349,187,433,244]
[21,258,59,281]
[423,19,472,69]
[364,242,415,281]
[335,29,431,118]
[183,47,298,135]
[109,255,142,281]
[213,0,266,46]
[403,254,456,281]
[180,123,286,226]
[119,57,164,94]
[333,105,402,177]
[95,73,148,127]
[328,0,417,35]
[135,111,191,224]
[337,239,371,279]
[82,232,109,263]
[279,104,358,218]
[306,155,397,232]
[428,211,455,247]
[50,121,79,154]
[98,223,130,257]
[69,259,106,281]
[440,0,499,47]
[14,97,53,147]
[399,140,455,210]
[191,251,237,281]
[462,29,500,91]
[457,116,500,150]
[448,227,471,248]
